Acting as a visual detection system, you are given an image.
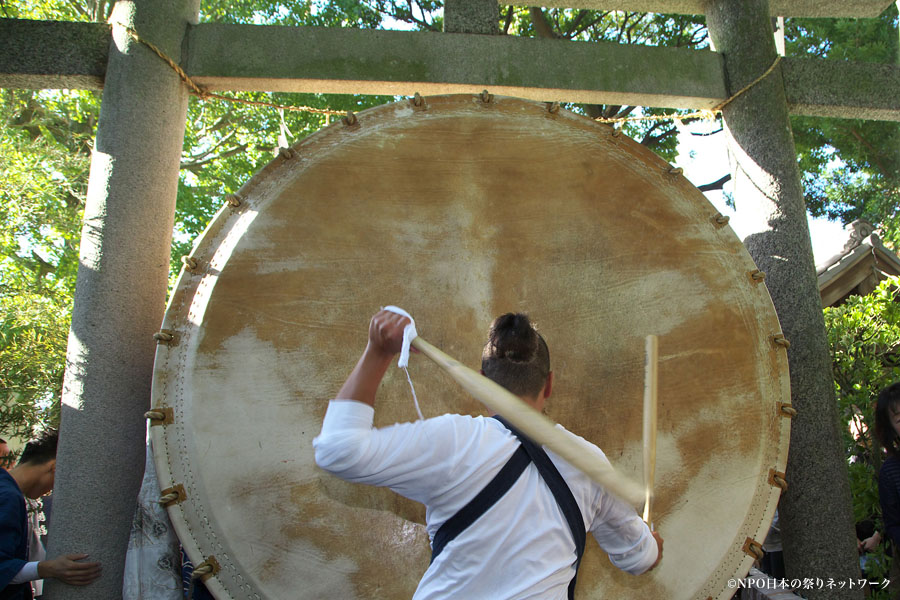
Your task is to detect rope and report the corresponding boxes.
[743,538,765,561]
[109,21,344,117]
[772,333,791,349]
[713,213,731,227]
[158,492,180,505]
[186,556,219,597]
[153,330,174,342]
[780,404,798,418]
[181,255,199,272]
[187,563,214,599]
[595,55,783,125]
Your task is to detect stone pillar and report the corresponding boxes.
[705,1,861,597]
[42,0,198,597]
[443,0,498,34]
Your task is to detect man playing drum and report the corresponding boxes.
[314,309,662,599]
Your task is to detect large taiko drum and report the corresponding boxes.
[150,94,791,600]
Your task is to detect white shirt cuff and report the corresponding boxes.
[10,561,39,584]
[319,399,375,435]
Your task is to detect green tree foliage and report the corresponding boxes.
[495,7,711,164]
[1,0,397,437]
[786,5,900,249]
[2,0,899,440]
[825,277,900,591]
[0,89,96,437]
[173,91,392,277]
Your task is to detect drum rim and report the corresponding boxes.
[149,93,791,600]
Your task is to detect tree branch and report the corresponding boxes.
[180,143,248,171]
[623,12,646,43]
[691,127,724,137]
[569,15,605,39]
[641,123,677,147]
[502,5,514,35]
[698,174,732,192]
[184,129,237,163]
[529,7,558,39]
[848,127,889,178]
[64,0,90,20]
[562,10,588,38]
[614,106,637,120]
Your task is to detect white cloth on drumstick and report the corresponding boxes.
[383,305,423,420]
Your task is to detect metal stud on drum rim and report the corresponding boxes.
[150,94,790,600]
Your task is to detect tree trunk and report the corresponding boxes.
[705,1,862,597]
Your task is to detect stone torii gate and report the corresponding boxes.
[2,0,899,598]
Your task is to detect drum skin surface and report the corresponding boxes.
[150,94,791,600]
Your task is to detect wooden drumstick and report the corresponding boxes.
[410,336,644,507]
[642,335,659,526]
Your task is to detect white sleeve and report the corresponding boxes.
[552,425,658,575]
[312,400,466,505]
[590,492,658,575]
[10,561,39,584]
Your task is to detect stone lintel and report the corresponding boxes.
[3,20,900,122]
[186,24,725,109]
[0,19,108,90]
[783,57,900,122]
[527,0,893,18]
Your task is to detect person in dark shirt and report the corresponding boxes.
[876,383,900,547]
[874,382,900,596]
[0,430,101,600]
[0,440,11,470]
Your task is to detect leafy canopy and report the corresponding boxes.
[1,0,898,439]
[825,277,900,592]
[786,5,900,249]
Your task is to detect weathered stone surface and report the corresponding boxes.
[783,57,900,121]
[40,0,198,597]
[185,24,726,108]
[706,1,862,596]
[0,19,108,90]
[4,20,900,122]
[445,0,498,34]
[532,0,893,18]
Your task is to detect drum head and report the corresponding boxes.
[151,94,790,600]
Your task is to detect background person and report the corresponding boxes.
[0,429,101,600]
[0,439,11,470]
[874,382,900,598]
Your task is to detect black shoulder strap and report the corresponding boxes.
[430,416,587,599]
[494,416,587,599]
[431,444,531,562]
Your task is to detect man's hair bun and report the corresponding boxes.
[482,313,550,397]
[488,313,539,363]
